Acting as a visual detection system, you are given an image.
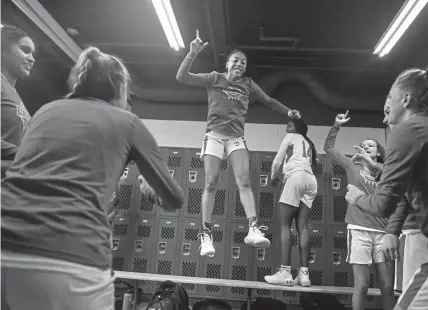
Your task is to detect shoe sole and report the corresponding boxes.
[244,238,271,248]
[200,250,215,257]
[264,278,294,286]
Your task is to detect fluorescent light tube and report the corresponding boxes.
[152,0,184,51]
[374,0,428,57]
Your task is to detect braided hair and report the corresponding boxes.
[66,46,130,104]
[289,118,318,171]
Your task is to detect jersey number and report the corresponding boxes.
[285,141,311,163]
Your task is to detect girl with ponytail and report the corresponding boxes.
[265,117,318,287]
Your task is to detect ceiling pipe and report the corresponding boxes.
[259,27,299,47]
[232,44,374,55]
[132,68,384,112]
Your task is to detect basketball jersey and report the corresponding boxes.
[280,133,314,178]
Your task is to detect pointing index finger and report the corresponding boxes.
[196,29,200,40]
[344,110,349,118]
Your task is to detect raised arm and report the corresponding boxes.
[271,134,293,180]
[176,30,214,87]
[355,122,422,218]
[251,80,291,115]
[323,112,353,169]
[129,119,185,209]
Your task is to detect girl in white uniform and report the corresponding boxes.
[265,118,318,287]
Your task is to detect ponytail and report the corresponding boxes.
[66,46,130,103]
[304,135,318,172]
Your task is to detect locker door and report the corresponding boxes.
[225,222,252,301]
[327,159,349,226]
[251,223,279,298]
[130,217,156,293]
[177,219,201,297]
[253,152,281,223]
[182,149,230,219]
[116,161,139,214]
[309,155,327,225]
[111,214,133,271]
[325,226,352,306]
[157,148,186,217]
[151,218,180,288]
[198,220,227,298]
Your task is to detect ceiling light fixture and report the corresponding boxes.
[152,0,184,51]
[374,0,428,57]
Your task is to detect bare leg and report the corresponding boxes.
[201,155,222,224]
[279,203,299,266]
[228,149,256,219]
[296,202,310,268]
[352,264,370,310]
[376,261,396,310]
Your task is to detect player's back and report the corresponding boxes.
[282,133,314,178]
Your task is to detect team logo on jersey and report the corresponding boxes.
[222,85,248,101]
[360,170,378,187]
[16,101,31,131]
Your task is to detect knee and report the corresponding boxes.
[354,277,370,292]
[235,175,251,189]
[378,280,394,293]
[205,176,219,192]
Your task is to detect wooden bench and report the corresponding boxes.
[115,271,400,309]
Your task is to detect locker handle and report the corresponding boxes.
[332,252,342,265]
[232,247,241,260]
[260,175,268,187]
[182,243,191,256]
[159,242,167,254]
[169,170,175,178]
[134,240,143,253]
[256,248,266,261]
[111,238,120,251]
[309,250,316,264]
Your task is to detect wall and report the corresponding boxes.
[141,119,386,155]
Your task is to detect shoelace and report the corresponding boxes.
[251,224,268,235]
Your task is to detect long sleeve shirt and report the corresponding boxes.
[176,52,291,137]
[1,98,185,270]
[324,125,389,232]
[1,74,31,175]
[355,114,428,235]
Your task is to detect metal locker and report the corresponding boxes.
[198,220,227,298]
[327,160,349,226]
[151,217,180,287]
[116,161,139,214]
[325,226,352,306]
[130,216,156,293]
[225,222,252,301]
[157,148,186,217]
[253,152,281,223]
[251,223,279,298]
[177,219,202,297]
[182,149,230,219]
[228,152,256,222]
[111,214,133,272]
[309,155,327,225]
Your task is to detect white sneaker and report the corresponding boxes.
[244,224,271,248]
[294,269,311,287]
[198,232,215,257]
[265,268,294,286]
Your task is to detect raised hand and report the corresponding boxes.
[335,110,350,126]
[190,29,209,54]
